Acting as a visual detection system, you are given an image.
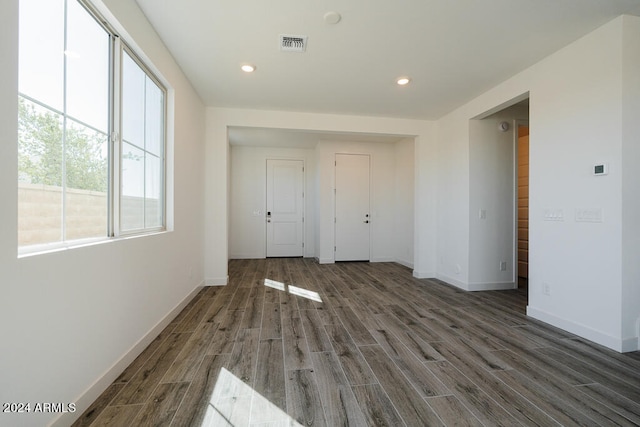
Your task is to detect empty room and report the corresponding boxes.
[1,0,640,426]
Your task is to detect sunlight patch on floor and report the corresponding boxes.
[264,279,323,303]
[264,278,286,292]
[202,368,302,426]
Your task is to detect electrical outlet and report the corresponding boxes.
[542,282,551,296]
[499,261,507,271]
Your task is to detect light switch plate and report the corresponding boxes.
[544,209,564,221]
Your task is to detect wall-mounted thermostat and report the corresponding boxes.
[593,163,608,176]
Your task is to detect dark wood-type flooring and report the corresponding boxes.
[74,258,640,426]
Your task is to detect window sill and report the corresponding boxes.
[18,230,168,259]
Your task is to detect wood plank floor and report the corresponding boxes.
[73,258,640,426]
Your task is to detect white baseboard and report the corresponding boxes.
[52,284,203,427]
[358,257,413,268]
[371,257,394,263]
[435,273,467,289]
[318,258,334,264]
[229,253,265,259]
[394,258,414,269]
[527,306,638,353]
[429,274,517,293]
[467,281,516,291]
[206,276,228,286]
[413,270,436,279]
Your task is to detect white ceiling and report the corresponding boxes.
[135,0,640,122]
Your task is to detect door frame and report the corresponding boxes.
[265,157,306,257]
[333,152,371,262]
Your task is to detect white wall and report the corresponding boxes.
[229,145,316,259]
[433,15,640,352]
[394,138,415,268]
[206,107,436,281]
[620,16,640,350]
[204,110,230,285]
[527,18,624,351]
[413,125,438,278]
[436,109,471,284]
[0,1,207,425]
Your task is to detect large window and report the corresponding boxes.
[18,0,166,251]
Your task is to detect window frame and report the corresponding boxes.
[17,0,168,256]
[113,41,167,238]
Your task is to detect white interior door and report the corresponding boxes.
[266,159,304,257]
[335,154,370,261]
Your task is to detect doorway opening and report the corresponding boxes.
[468,94,529,307]
[227,126,415,264]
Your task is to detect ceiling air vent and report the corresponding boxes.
[279,34,308,52]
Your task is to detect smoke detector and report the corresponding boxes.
[324,11,341,24]
[279,35,308,52]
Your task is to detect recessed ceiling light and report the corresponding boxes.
[397,77,411,86]
[241,64,256,73]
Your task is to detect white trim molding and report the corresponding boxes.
[527,306,638,353]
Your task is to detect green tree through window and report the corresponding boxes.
[18,97,108,193]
